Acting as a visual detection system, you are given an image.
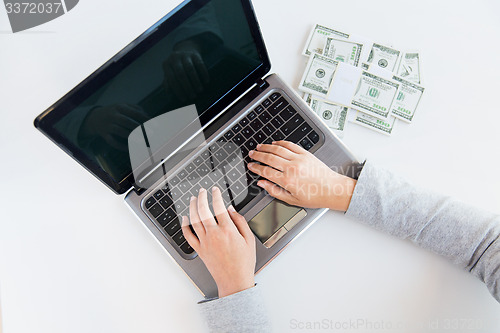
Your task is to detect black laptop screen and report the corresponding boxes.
[36,0,270,193]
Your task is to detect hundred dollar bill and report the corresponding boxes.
[299,53,338,98]
[352,111,396,136]
[309,97,349,136]
[351,71,399,119]
[397,52,421,84]
[303,24,350,56]
[303,93,313,106]
[390,75,425,123]
[323,37,363,66]
[367,43,401,72]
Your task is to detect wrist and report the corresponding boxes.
[217,278,255,298]
[328,175,357,212]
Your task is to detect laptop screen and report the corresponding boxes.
[35,0,270,193]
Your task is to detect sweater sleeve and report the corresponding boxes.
[345,161,500,302]
[198,285,272,332]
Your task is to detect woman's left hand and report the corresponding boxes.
[181,186,256,298]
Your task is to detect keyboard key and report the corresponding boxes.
[297,122,312,137]
[233,133,244,145]
[247,111,257,121]
[270,92,281,101]
[185,163,196,173]
[227,168,243,183]
[269,97,287,115]
[180,242,194,254]
[224,130,234,140]
[250,119,263,131]
[172,230,186,246]
[271,130,285,141]
[201,150,210,160]
[253,131,266,143]
[149,203,164,218]
[271,115,284,128]
[262,123,275,136]
[260,110,272,124]
[159,195,173,209]
[209,169,224,183]
[164,218,181,236]
[241,127,253,139]
[145,197,156,209]
[254,105,265,114]
[287,127,306,144]
[153,190,164,200]
[157,207,176,227]
[300,137,314,150]
[262,98,272,108]
[178,169,188,179]
[231,123,242,133]
[289,114,305,127]
[168,176,180,186]
[239,117,249,127]
[244,138,257,151]
[196,163,211,176]
[280,105,296,120]
[308,131,320,144]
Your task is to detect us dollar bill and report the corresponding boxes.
[309,97,349,136]
[303,93,313,106]
[367,43,402,72]
[303,24,350,56]
[351,71,399,119]
[352,111,396,136]
[390,75,425,122]
[299,53,339,98]
[323,37,363,66]
[397,52,421,84]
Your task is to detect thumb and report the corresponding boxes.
[227,205,254,242]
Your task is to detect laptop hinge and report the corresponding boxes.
[256,78,267,89]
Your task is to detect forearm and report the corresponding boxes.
[345,161,500,302]
[198,285,272,333]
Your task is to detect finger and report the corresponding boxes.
[172,61,195,100]
[192,53,209,85]
[255,143,297,160]
[227,205,254,243]
[189,196,206,237]
[257,179,296,205]
[272,140,307,154]
[182,56,203,93]
[197,188,217,227]
[249,150,288,171]
[247,162,286,187]
[165,65,187,101]
[181,216,200,250]
[211,186,235,229]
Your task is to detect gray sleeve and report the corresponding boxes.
[198,285,272,333]
[345,161,500,302]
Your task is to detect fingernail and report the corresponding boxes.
[228,205,236,212]
[256,144,261,149]
[248,162,254,168]
[257,180,263,187]
[181,216,187,225]
[212,186,219,192]
[199,188,205,193]
[191,196,196,201]
[249,150,254,156]
[272,141,276,144]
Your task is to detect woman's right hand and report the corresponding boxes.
[247,141,357,212]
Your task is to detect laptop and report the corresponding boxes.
[34,0,361,298]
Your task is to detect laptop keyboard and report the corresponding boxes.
[143,91,321,257]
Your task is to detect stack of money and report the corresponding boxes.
[299,24,425,137]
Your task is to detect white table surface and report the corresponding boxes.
[1,0,500,332]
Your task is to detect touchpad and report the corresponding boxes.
[248,200,307,248]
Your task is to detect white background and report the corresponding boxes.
[1,0,500,332]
